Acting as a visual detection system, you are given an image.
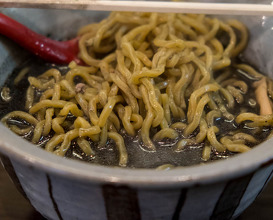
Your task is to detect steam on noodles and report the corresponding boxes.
[1,12,273,168]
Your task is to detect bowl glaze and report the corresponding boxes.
[0,8,273,220]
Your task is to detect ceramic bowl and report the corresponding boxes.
[1,7,273,220]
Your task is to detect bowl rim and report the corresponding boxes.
[0,124,273,188]
[1,8,273,188]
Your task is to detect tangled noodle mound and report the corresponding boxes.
[2,12,273,167]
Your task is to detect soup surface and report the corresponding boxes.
[1,12,273,169]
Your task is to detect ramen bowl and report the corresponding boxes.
[1,8,273,220]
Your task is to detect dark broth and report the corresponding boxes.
[0,56,271,168]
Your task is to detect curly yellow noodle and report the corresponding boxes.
[9,125,32,135]
[227,20,248,57]
[108,132,128,167]
[131,114,143,130]
[29,100,67,114]
[206,110,221,127]
[32,120,45,143]
[131,49,175,84]
[161,93,171,125]
[166,78,185,119]
[209,38,224,61]
[28,77,55,90]
[77,138,95,156]
[207,126,226,152]
[174,19,197,39]
[211,92,234,120]
[1,111,38,126]
[45,134,65,152]
[88,95,100,125]
[75,93,89,116]
[207,94,218,110]
[235,64,263,79]
[219,88,235,108]
[171,122,187,131]
[141,78,164,127]
[78,33,101,66]
[98,82,110,105]
[166,53,181,68]
[232,133,258,144]
[61,84,73,99]
[220,21,236,58]
[43,108,54,136]
[37,108,46,121]
[69,61,98,74]
[140,84,156,151]
[25,86,34,110]
[110,72,139,113]
[40,89,54,101]
[184,94,210,136]
[52,84,61,101]
[109,112,121,131]
[116,50,141,99]
[220,137,251,153]
[79,126,101,138]
[84,88,98,99]
[40,68,61,82]
[58,103,83,117]
[227,86,244,104]
[55,129,80,156]
[236,113,273,127]
[203,18,219,41]
[98,122,108,148]
[176,139,196,152]
[98,96,123,127]
[14,67,30,86]
[74,117,92,129]
[52,117,66,134]
[65,69,101,90]
[4,12,271,168]
[121,106,135,136]
[173,65,191,107]
[156,164,175,170]
[153,128,179,141]
[187,84,220,123]
[196,119,208,143]
[108,121,118,132]
[178,15,208,34]
[202,145,212,161]
[233,81,248,94]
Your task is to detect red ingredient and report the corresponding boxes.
[0,13,82,64]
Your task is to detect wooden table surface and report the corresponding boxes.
[1,164,273,220]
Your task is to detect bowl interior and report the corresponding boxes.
[1,8,273,187]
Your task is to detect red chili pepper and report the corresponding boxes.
[0,13,82,64]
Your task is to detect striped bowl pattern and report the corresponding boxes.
[1,7,273,220]
[1,153,273,220]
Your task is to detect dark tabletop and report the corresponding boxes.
[0,164,273,220]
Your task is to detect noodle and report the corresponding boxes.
[2,12,273,168]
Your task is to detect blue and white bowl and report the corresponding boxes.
[0,7,273,220]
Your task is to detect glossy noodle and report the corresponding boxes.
[2,12,273,168]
